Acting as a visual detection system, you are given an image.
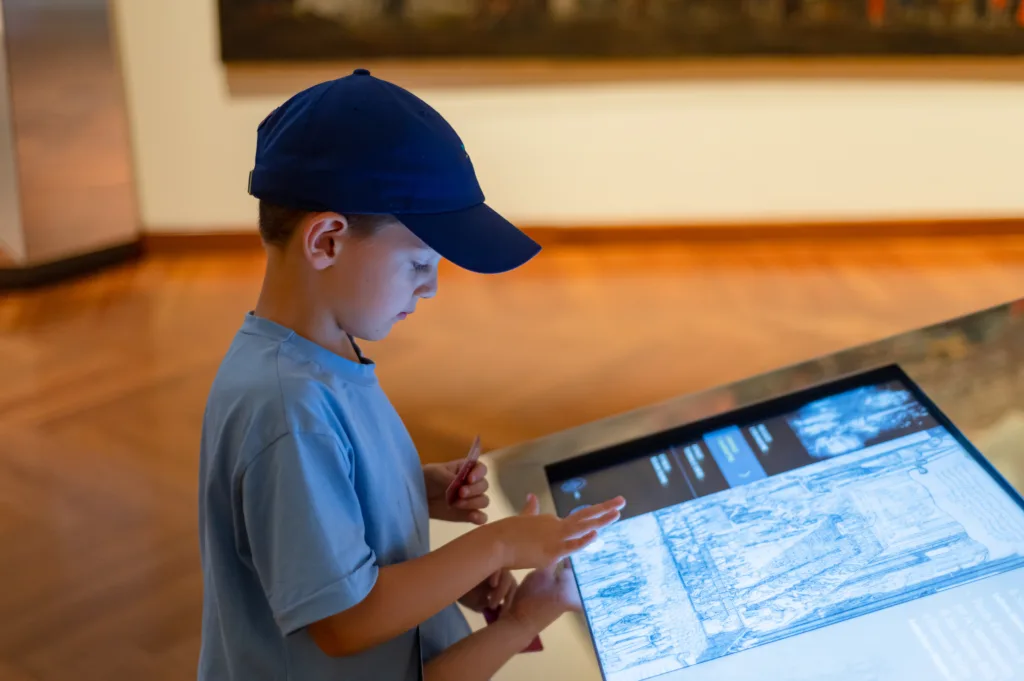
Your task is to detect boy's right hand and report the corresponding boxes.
[491,493,625,570]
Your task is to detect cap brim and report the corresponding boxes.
[398,203,541,275]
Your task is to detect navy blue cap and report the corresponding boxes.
[248,68,541,274]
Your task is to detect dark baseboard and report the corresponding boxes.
[526,217,1024,245]
[141,231,263,253]
[140,217,1024,254]
[6,217,1022,290]
[0,241,142,291]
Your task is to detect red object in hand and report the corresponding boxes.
[483,607,544,652]
[445,435,482,506]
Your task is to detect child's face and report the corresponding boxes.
[310,216,440,342]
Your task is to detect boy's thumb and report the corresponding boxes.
[520,493,540,516]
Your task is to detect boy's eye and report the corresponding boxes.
[413,261,431,273]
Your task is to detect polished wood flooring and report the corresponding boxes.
[2,235,1024,680]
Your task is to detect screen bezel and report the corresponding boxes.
[545,363,1024,681]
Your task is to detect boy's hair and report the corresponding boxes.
[258,200,392,247]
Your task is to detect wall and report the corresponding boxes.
[113,0,1024,233]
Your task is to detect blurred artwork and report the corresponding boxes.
[218,0,1024,61]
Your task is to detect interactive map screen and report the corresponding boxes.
[545,366,1024,681]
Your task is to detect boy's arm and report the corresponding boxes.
[244,430,499,658]
[307,495,623,658]
[424,560,580,681]
[422,617,540,681]
[306,524,504,657]
[242,432,623,660]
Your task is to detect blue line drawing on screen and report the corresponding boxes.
[562,478,587,500]
[787,384,933,459]
[572,427,1024,681]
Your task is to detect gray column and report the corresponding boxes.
[0,0,139,287]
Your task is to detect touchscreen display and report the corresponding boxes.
[546,368,1024,681]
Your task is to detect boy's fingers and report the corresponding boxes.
[569,503,623,527]
[557,513,618,543]
[467,462,488,483]
[560,517,617,544]
[455,494,490,510]
[573,497,625,520]
[572,509,621,533]
[468,510,488,525]
[492,571,516,607]
[559,508,618,536]
[563,530,598,553]
[504,581,517,611]
[459,479,489,498]
[485,572,500,608]
[520,493,540,516]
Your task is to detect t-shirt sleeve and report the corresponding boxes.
[241,431,379,637]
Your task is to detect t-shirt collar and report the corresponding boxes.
[240,312,377,383]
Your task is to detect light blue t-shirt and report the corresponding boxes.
[197,313,471,681]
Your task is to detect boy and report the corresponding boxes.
[197,68,625,681]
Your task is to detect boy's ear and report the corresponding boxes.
[301,213,348,271]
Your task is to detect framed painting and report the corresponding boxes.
[218,0,1024,62]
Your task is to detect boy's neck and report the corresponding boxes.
[253,254,362,365]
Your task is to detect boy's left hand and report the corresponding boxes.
[458,569,518,614]
[506,560,581,634]
[423,458,490,525]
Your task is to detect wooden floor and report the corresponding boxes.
[2,235,1024,680]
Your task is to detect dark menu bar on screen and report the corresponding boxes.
[548,422,783,521]
[547,381,938,521]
